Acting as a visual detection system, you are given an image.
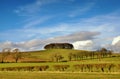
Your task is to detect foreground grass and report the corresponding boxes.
[0,71,120,79]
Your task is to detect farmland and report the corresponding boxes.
[0,49,120,79]
[0,57,120,72]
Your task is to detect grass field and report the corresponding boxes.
[0,72,120,79]
[0,57,120,72]
[0,49,120,79]
[0,56,120,67]
[1,49,89,62]
[1,49,120,63]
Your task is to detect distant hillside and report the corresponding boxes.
[0,49,89,63]
[0,49,117,63]
[25,49,87,60]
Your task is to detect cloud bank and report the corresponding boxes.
[0,31,100,51]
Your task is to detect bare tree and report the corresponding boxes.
[51,53,64,62]
[0,48,11,63]
[68,53,73,61]
[108,50,113,57]
[12,48,22,63]
[96,50,102,61]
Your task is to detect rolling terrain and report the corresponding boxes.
[0,49,120,79]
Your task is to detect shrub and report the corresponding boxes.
[86,64,94,72]
[0,65,49,71]
[34,65,49,71]
[53,65,70,71]
[107,64,115,72]
[73,64,85,72]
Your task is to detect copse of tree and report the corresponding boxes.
[44,43,74,49]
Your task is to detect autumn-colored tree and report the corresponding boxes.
[0,48,11,63]
[12,48,22,63]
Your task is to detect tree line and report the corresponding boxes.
[50,48,113,62]
[68,48,112,61]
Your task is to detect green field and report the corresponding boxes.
[0,49,120,79]
[0,56,120,67]
[0,72,120,79]
[1,49,120,62]
[0,57,120,72]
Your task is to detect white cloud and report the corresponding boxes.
[23,16,52,28]
[0,23,69,41]
[112,36,120,45]
[72,40,93,50]
[1,11,120,45]
[0,41,13,49]
[67,11,120,40]
[101,36,120,53]
[1,9,120,52]
[51,31,100,43]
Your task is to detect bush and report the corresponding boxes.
[73,64,85,72]
[74,63,117,72]
[34,65,49,71]
[0,65,49,71]
[53,65,70,71]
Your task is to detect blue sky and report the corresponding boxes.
[0,0,120,51]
